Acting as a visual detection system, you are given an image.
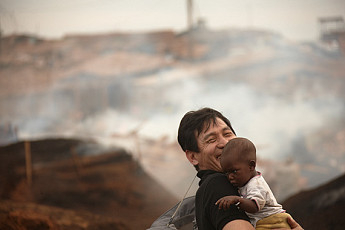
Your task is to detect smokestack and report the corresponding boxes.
[187,0,193,30]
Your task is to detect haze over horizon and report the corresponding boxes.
[1,0,345,41]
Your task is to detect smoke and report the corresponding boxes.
[1,30,345,199]
[3,62,344,160]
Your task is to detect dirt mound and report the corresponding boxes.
[282,173,345,230]
[0,138,178,230]
[0,200,129,230]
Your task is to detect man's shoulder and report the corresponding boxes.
[198,170,227,183]
[197,170,238,197]
[198,171,227,191]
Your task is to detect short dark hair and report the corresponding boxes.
[177,107,236,153]
[222,137,256,164]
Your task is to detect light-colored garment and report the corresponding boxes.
[238,172,285,227]
[255,213,291,230]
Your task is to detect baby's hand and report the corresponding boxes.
[215,196,240,210]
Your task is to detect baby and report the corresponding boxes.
[215,137,292,229]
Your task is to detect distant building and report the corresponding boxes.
[318,16,345,54]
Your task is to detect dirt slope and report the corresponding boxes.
[0,138,178,230]
[282,173,345,230]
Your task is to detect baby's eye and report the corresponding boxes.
[233,170,237,174]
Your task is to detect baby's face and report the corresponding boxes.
[221,156,253,187]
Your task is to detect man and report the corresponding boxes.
[148,108,303,230]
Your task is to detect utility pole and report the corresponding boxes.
[187,0,193,30]
[24,141,33,186]
[186,0,194,59]
[0,17,2,56]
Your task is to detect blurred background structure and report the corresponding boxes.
[1,1,345,229]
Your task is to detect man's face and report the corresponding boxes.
[194,118,236,171]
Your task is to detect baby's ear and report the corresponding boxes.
[249,160,256,170]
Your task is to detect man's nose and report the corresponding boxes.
[217,135,229,148]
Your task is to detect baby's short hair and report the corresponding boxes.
[222,137,256,163]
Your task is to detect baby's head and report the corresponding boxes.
[220,137,257,187]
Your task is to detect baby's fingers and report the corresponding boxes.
[215,199,225,209]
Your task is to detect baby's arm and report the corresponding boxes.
[215,196,259,213]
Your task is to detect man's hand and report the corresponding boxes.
[273,216,304,230]
[215,195,240,210]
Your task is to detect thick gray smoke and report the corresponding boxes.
[8,68,342,160]
[1,30,345,199]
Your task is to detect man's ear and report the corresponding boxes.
[185,150,199,166]
[249,160,256,170]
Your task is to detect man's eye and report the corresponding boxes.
[224,132,233,137]
[207,138,216,143]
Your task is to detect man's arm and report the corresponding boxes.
[273,216,304,230]
[223,219,255,230]
[221,211,303,230]
[222,217,303,230]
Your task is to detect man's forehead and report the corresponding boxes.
[200,118,230,135]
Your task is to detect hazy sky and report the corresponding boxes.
[1,0,345,41]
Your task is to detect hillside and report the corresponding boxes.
[283,173,345,230]
[0,138,178,229]
[1,27,345,229]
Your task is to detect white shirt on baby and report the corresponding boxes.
[238,172,285,227]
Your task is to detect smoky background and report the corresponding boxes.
[1,0,345,203]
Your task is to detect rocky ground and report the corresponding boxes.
[0,200,130,230]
